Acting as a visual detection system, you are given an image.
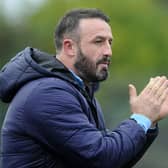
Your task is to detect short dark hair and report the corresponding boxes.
[54,8,110,52]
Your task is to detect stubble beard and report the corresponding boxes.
[74,47,110,83]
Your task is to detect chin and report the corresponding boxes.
[97,73,108,82]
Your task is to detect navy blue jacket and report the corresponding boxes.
[0,47,158,168]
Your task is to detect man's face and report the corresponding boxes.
[74,18,113,82]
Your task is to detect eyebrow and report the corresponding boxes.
[95,35,113,41]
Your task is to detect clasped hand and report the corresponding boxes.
[129,76,168,124]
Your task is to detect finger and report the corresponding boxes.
[155,79,168,99]
[158,87,168,104]
[128,84,137,103]
[149,76,167,96]
[141,77,159,95]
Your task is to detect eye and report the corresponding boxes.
[109,39,112,46]
[95,39,103,44]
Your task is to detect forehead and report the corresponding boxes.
[78,18,113,40]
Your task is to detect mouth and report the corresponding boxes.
[99,60,110,66]
[97,57,110,65]
[98,62,110,70]
[96,57,111,70]
[103,61,110,66]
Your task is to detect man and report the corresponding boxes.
[1,8,168,168]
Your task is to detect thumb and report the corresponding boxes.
[128,84,137,103]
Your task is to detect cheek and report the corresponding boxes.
[82,45,102,64]
[87,50,101,63]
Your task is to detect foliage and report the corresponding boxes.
[0,0,168,167]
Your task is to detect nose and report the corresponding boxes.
[103,42,112,57]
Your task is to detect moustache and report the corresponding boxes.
[96,57,111,66]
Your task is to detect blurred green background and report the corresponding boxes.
[0,0,168,167]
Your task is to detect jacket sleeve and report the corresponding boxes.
[24,79,157,168]
[122,126,158,168]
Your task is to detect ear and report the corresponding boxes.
[63,39,76,57]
